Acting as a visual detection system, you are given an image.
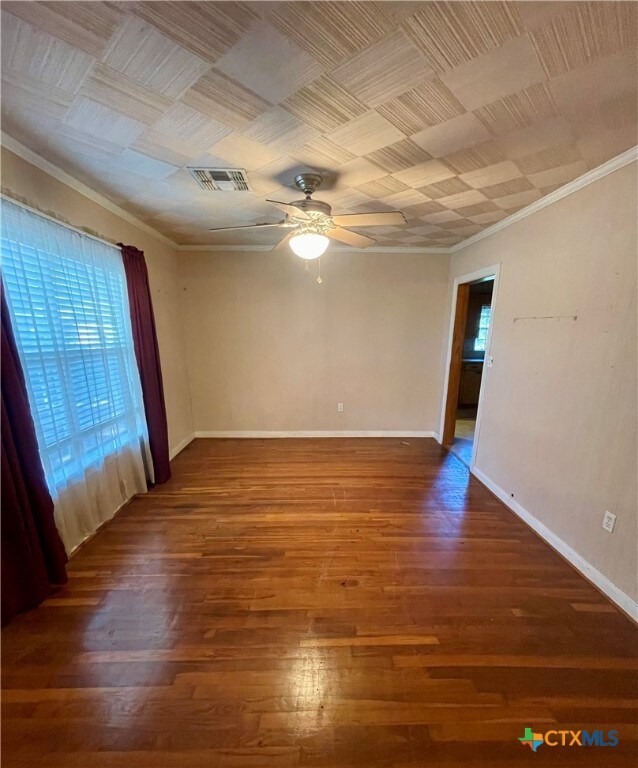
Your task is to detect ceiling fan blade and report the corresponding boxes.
[272,232,294,252]
[327,227,376,248]
[331,211,406,227]
[209,222,283,232]
[266,199,311,220]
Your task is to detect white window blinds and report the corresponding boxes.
[1,199,150,552]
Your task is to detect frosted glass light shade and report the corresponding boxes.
[289,232,329,260]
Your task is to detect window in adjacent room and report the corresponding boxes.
[473,304,491,352]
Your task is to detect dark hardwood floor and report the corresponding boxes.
[2,438,637,766]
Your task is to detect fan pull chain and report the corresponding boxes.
[305,261,309,273]
[317,256,323,285]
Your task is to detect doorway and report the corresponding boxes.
[440,267,499,469]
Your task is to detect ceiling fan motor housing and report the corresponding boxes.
[290,173,332,223]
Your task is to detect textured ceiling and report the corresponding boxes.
[1,1,636,248]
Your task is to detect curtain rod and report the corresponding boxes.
[1,194,120,252]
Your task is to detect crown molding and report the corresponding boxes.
[451,146,638,253]
[1,132,178,249]
[3,132,635,257]
[176,244,451,253]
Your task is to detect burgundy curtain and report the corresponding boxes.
[1,287,67,626]
[118,244,171,484]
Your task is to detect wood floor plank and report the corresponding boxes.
[2,438,636,766]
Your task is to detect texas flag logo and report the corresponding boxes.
[519,727,544,752]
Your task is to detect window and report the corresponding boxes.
[1,200,148,496]
[474,304,491,352]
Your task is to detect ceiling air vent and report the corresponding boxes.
[188,168,251,192]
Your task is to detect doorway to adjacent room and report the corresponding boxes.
[441,267,498,468]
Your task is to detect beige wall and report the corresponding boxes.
[179,249,449,433]
[1,148,194,455]
[449,163,637,602]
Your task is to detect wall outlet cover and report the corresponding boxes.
[602,511,616,533]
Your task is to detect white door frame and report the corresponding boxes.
[438,263,501,471]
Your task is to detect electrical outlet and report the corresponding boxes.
[337,402,344,412]
[602,511,616,533]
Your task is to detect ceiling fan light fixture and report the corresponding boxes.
[289,232,329,260]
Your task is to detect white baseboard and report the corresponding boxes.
[169,433,195,460]
[472,466,638,621]
[194,430,437,439]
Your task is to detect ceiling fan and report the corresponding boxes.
[208,173,406,259]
